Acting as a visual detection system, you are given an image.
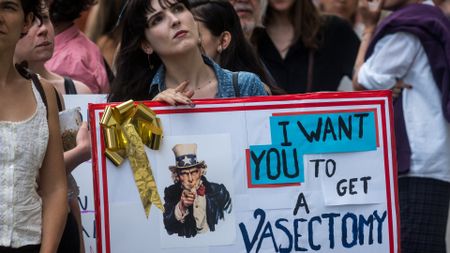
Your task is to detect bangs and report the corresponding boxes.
[147,0,179,12]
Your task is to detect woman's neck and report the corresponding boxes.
[27,61,57,80]
[163,50,214,91]
[269,9,292,28]
[267,10,294,59]
[0,51,20,87]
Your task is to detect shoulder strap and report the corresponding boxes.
[232,72,240,97]
[31,73,49,118]
[103,57,115,85]
[55,88,63,112]
[64,76,77,94]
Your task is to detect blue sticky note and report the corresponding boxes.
[269,112,377,153]
[249,145,304,185]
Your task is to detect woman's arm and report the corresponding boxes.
[352,0,384,90]
[64,122,91,173]
[74,80,93,94]
[39,80,68,253]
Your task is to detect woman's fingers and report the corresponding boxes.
[153,88,194,106]
[392,79,413,98]
[174,80,190,93]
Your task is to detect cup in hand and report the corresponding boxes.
[59,107,82,151]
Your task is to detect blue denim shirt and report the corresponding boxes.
[148,56,267,98]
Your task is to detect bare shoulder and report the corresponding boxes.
[74,80,93,94]
[39,78,65,110]
[39,78,56,98]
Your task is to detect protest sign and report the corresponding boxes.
[64,94,106,253]
[89,91,399,253]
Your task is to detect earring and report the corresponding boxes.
[147,54,154,70]
[217,45,223,54]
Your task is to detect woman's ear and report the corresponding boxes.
[218,31,232,51]
[140,40,154,54]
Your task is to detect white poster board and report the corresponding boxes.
[64,94,107,253]
[89,91,400,253]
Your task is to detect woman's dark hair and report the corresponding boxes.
[263,0,322,50]
[89,0,127,42]
[49,0,95,23]
[21,0,43,24]
[15,0,43,78]
[191,0,284,95]
[108,0,191,102]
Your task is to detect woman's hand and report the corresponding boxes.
[358,0,385,29]
[75,122,91,162]
[392,79,412,99]
[64,122,92,173]
[153,80,195,106]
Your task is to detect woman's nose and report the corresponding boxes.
[168,12,181,28]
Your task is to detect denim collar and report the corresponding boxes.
[148,56,224,97]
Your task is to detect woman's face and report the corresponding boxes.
[320,0,358,21]
[382,0,414,11]
[142,0,200,58]
[15,5,55,64]
[197,21,220,62]
[269,0,295,12]
[0,0,31,49]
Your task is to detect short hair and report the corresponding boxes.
[21,0,43,23]
[49,0,96,23]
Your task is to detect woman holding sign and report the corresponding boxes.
[0,0,67,252]
[108,0,267,104]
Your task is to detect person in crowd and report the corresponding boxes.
[434,0,450,17]
[85,0,127,69]
[353,0,450,252]
[252,0,360,94]
[319,0,358,23]
[190,0,283,95]
[318,0,364,37]
[228,0,266,38]
[15,3,91,95]
[108,0,267,104]
[0,0,67,252]
[45,0,110,93]
[14,2,92,252]
[163,144,231,238]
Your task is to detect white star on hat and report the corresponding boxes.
[182,156,191,166]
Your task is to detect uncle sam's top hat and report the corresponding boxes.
[169,143,205,172]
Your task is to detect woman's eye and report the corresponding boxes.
[1,3,18,11]
[172,3,185,13]
[149,15,163,26]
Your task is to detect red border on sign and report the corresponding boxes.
[89,91,399,253]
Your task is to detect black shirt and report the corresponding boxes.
[254,16,360,94]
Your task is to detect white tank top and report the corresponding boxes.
[0,81,49,247]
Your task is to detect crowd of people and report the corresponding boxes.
[0,0,449,252]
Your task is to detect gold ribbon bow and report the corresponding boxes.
[100,100,164,217]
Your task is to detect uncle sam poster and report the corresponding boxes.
[89,91,400,253]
